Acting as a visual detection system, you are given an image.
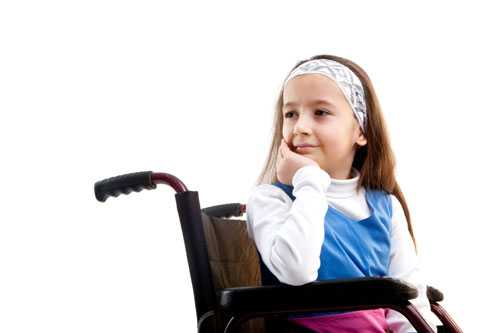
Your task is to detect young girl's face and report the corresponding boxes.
[282,73,367,179]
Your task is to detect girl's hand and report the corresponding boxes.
[276,139,319,185]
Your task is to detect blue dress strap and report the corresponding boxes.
[272,181,296,200]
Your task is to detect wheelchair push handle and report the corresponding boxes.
[94,171,189,202]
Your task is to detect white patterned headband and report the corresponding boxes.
[282,59,367,133]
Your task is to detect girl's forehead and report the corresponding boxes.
[283,73,346,106]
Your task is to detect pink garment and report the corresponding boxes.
[287,308,390,333]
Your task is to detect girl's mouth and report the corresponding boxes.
[295,146,317,153]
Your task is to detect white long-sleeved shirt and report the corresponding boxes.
[246,164,439,333]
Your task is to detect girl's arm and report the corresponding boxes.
[246,164,331,286]
[385,195,438,333]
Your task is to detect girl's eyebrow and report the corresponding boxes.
[283,99,336,108]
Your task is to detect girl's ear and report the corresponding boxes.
[355,131,367,147]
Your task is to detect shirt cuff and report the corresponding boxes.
[292,165,331,194]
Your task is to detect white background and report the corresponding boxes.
[1,1,498,332]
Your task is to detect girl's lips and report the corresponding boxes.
[296,146,317,151]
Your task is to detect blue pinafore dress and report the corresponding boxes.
[257,181,393,331]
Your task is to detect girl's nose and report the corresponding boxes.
[293,115,313,135]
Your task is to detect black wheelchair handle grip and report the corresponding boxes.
[94,171,157,202]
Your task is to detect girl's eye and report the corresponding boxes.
[315,109,330,116]
[284,110,330,118]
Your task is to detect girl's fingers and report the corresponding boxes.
[281,139,289,150]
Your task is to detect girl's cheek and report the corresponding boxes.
[282,132,292,146]
[282,128,291,142]
[282,124,296,147]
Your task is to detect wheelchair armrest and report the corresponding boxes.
[218,277,417,317]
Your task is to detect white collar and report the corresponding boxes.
[327,168,361,198]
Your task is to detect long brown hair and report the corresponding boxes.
[254,54,417,251]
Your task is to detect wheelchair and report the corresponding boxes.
[94,171,463,333]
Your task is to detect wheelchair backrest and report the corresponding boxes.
[200,212,265,332]
[200,212,261,289]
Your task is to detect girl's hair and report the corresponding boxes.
[254,54,417,251]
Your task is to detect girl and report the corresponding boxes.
[246,55,438,332]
